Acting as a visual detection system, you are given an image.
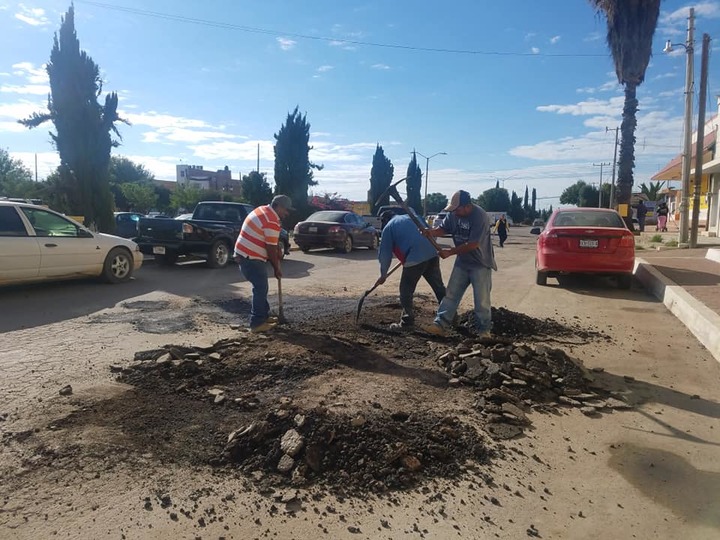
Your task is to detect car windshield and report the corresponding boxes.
[553,211,625,228]
[307,211,347,223]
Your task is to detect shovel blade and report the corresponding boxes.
[355,290,371,324]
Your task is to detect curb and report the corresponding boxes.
[634,257,720,363]
[706,248,720,264]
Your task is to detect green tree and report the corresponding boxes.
[241,170,273,207]
[531,188,537,218]
[477,187,510,212]
[560,181,589,206]
[639,180,665,201]
[273,106,323,220]
[109,156,154,185]
[523,186,529,212]
[509,191,525,223]
[0,148,33,196]
[170,185,205,212]
[19,5,124,232]
[589,0,661,227]
[368,144,394,212]
[579,183,600,207]
[424,192,448,213]
[119,183,157,214]
[405,152,423,214]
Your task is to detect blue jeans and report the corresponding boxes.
[399,257,446,326]
[238,257,270,328]
[435,264,492,332]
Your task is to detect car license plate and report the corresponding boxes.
[579,239,598,248]
[308,226,317,233]
[153,246,166,255]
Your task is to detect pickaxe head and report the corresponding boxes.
[374,176,408,210]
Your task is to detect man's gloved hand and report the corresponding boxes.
[375,276,386,287]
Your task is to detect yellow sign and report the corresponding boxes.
[617,204,629,218]
[68,215,84,224]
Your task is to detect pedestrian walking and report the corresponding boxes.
[234,195,293,333]
[375,211,446,330]
[656,201,669,232]
[494,214,509,247]
[636,200,648,232]
[420,190,497,337]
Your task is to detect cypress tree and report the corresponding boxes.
[368,144,394,212]
[405,152,422,215]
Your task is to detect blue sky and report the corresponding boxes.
[1,1,719,208]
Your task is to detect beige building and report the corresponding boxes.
[176,164,242,196]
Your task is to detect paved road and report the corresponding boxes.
[2,227,719,539]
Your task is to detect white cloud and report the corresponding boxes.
[371,63,390,70]
[0,100,45,131]
[537,96,625,116]
[584,31,602,42]
[277,37,296,51]
[550,35,561,44]
[0,84,49,95]
[530,47,540,54]
[10,151,59,180]
[317,65,334,72]
[576,80,619,94]
[14,4,50,26]
[12,62,47,84]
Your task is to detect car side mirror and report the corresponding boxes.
[530,227,541,235]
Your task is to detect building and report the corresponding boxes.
[176,164,243,196]
[652,97,719,236]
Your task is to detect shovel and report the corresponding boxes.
[355,261,402,324]
[277,277,288,324]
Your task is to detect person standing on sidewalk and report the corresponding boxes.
[656,201,669,232]
[234,195,293,333]
[494,214,509,247]
[420,190,496,337]
[375,210,446,330]
[636,200,648,232]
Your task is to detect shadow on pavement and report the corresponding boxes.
[542,274,658,302]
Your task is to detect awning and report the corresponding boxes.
[652,130,716,181]
[702,157,720,174]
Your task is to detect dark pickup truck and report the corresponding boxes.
[137,200,293,269]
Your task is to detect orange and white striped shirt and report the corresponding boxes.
[234,205,281,261]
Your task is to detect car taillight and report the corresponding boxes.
[182,223,193,234]
[619,233,635,247]
[328,226,342,233]
[541,233,560,246]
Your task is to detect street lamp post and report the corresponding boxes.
[415,151,447,217]
[663,7,695,246]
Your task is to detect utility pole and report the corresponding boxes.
[34,153,38,182]
[593,162,610,208]
[605,127,619,207]
[690,33,710,248]
[256,143,260,172]
[678,8,695,245]
[415,151,446,217]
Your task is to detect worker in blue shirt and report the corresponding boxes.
[375,210,446,330]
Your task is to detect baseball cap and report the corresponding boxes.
[271,194,294,211]
[444,190,472,212]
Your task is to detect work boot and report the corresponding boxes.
[250,320,277,333]
[421,323,448,337]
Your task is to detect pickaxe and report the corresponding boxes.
[375,177,443,253]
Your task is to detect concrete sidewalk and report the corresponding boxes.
[634,242,720,363]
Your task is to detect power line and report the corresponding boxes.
[76,0,606,58]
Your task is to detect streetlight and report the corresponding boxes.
[415,151,447,217]
[663,7,695,246]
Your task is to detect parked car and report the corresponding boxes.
[294,210,378,253]
[114,211,143,239]
[531,208,635,289]
[362,205,406,231]
[136,201,254,268]
[532,219,545,228]
[0,201,142,285]
[279,228,290,259]
[433,212,448,227]
[174,213,193,221]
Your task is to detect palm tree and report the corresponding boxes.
[639,180,666,201]
[589,0,661,228]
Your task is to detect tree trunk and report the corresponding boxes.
[617,82,638,230]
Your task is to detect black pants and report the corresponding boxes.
[399,257,446,326]
[498,230,507,247]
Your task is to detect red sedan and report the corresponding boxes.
[531,208,635,289]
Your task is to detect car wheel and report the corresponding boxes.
[298,245,310,253]
[535,270,548,286]
[207,240,230,268]
[155,252,178,266]
[103,247,134,283]
[338,236,353,254]
[368,234,378,250]
[617,274,632,290]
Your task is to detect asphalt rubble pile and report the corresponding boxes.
[435,338,632,440]
[221,405,492,494]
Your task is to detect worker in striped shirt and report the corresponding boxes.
[234,194,293,332]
